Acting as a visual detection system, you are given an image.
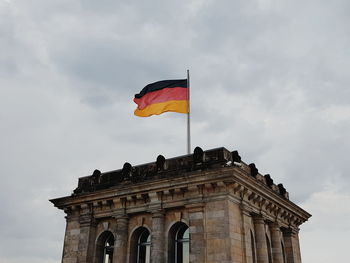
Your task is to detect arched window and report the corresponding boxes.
[168,222,189,263]
[130,227,151,263]
[266,234,272,263]
[95,231,115,263]
[250,230,256,263]
[137,228,151,263]
[103,234,114,263]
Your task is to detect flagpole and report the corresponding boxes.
[187,69,191,154]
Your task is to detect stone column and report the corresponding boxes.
[294,231,302,263]
[151,211,165,263]
[240,203,254,263]
[283,228,301,263]
[187,204,206,263]
[269,222,284,263]
[113,215,129,263]
[77,212,97,263]
[253,215,269,263]
[62,213,80,263]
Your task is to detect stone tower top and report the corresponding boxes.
[50,146,311,263]
[51,147,310,228]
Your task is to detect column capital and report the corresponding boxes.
[79,214,96,227]
[117,215,129,221]
[112,208,128,219]
[252,214,266,224]
[65,214,79,222]
[151,210,165,218]
[269,221,281,229]
[113,214,129,223]
[240,202,253,216]
[282,227,299,236]
[185,202,205,212]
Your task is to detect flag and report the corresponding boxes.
[134,79,188,117]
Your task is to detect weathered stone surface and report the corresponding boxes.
[253,215,269,263]
[113,216,128,263]
[151,212,165,263]
[269,222,284,263]
[50,147,311,263]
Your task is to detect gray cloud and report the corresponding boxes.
[1,0,349,262]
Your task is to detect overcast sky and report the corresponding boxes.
[1,0,349,262]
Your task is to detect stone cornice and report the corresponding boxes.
[50,159,311,229]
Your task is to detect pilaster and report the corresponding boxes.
[151,211,165,263]
[283,228,301,263]
[187,203,206,263]
[77,205,96,263]
[269,222,284,263]
[62,212,80,263]
[113,214,129,263]
[240,203,253,263]
[253,215,269,263]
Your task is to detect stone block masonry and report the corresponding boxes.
[51,147,311,263]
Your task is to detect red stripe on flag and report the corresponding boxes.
[133,87,187,110]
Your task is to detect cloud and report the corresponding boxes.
[0,0,349,262]
[300,189,350,262]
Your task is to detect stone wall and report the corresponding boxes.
[51,147,311,263]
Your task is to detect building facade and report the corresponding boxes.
[50,147,311,263]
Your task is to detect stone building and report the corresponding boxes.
[50,147,311,263]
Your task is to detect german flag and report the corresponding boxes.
[134,79,188,117]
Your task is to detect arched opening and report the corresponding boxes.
[95,231,115,263]
[266,234,272,263]
[168,222,189,263]
[250,230,256,263]
[130,227,151,263]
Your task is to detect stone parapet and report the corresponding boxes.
[50,146,311,263]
